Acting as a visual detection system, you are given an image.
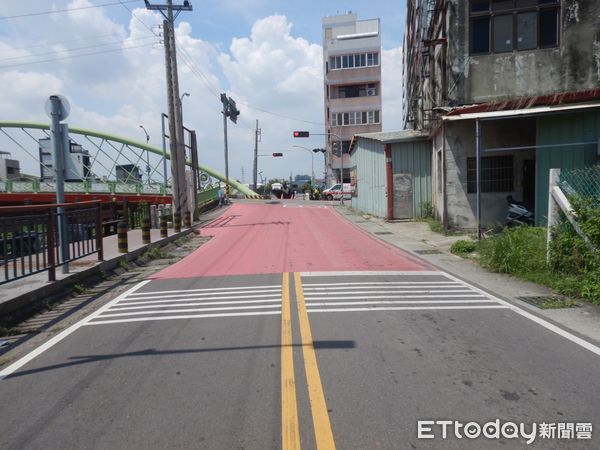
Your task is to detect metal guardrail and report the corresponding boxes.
[0,201,103,285]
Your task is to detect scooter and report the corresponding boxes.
[505,195,535,226]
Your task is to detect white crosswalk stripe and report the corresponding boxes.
[301,272,509,314]
[86,285,282,325]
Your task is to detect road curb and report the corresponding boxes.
[0,229,194,321]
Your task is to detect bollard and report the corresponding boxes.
[117,221,128,253]
[160,215,168,238]
[184,210,191,228]
[150,205,158,228]
[174,212,181,233]
[142,217,151,244]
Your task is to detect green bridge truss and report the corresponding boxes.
[0,121,258,199]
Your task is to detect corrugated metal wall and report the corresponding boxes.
[536,111,600,224]
[391,140,432,218]
[350,137,432,218]
[350,138,387,217]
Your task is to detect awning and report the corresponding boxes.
[442,101,600,122]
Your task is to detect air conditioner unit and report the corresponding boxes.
[366,88,377,96]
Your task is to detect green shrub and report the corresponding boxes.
[421,201,433,219]
[478,226,547,274]
[450,240,477,255]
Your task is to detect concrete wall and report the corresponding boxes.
[442,119,536,230]
[350,138,387,217]
[449,0,600,104]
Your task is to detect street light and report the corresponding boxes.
[139,124,151,183]
[180,92,190,126]
[292,144,314,187]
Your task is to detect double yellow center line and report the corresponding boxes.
[281,272,336,450]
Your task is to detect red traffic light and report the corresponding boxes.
[272,152,283,157]
[293,131,309,138]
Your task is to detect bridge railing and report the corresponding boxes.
[0,201,103,285]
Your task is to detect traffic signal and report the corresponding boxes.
[293,131,309,138]
[272,153,283,157]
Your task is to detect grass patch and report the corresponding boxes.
[422,218,463,236]
[475,226,600,305]
[145,246,168,260]
[450,240,477,256]
[0,327,21,337]
[118,257,129,270]
[73,284,91,295]
[538,298,579,309]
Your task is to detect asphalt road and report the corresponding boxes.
[1,201,599,449]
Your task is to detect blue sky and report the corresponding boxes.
[0,0,407,182]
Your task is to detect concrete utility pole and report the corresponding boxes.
[220,93,240,201]
[253,120,260,191]
[146,0,192,220]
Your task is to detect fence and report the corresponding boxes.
[0,201,103,285]
[547,166,600,260]
[559,165,600,208]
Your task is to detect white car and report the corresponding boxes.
[322,183,353,200]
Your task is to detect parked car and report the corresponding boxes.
[322,183,353,200]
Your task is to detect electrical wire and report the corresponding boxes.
[1,32,129,53]
[0,0,141,20]
[0,42,154,69]
[0,35,155,63]
[120,1,324,127]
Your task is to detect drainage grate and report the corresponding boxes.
[374,231,393,235]
[414,249,442,255]
[517,296,579,309]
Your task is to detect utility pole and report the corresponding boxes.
[220,93,239,201]
[146,0,192,221]
[253,120,260,191]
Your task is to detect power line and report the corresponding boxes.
[0,0,141,20]
[0,35,155,63]
[120,1,325,127]
[0,42,154,69]
[1,32,129,53]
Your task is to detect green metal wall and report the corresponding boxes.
[350,137,432,218]
[350,138,387,217]
[391,139,432,218]
[536,111,600,224]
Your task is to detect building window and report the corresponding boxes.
[330,52,379,70]
[331,110,381,126]
[467,155,514,193]
[469,0,559,54]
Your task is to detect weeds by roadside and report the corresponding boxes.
[451,226,600,305]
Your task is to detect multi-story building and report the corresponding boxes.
[0,151,20,180]
[403,0,600,229]
[322,12,382,186]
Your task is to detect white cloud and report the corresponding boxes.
[0,6,405,184]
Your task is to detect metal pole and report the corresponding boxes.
[253,119,259,191]
[339,136,344,204]
[162,19,181,216]
[476,118,481,241]
[222,99,230,201]
[49,97,70,274]
[190,130,199,220]
[161,113,168,192]
[311,152,314,188]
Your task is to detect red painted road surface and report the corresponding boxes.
[151,203,429,279]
